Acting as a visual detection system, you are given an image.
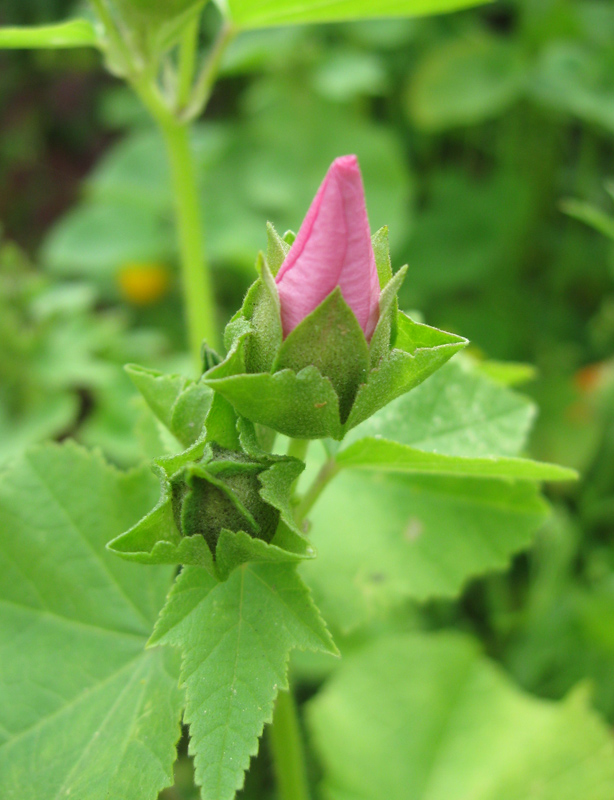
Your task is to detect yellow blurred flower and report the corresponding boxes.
[117,262,171,306]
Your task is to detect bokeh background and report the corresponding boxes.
[2,0,614,797]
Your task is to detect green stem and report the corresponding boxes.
[177,17,200,111]
[161,118,220,367]
[90,0,132,74]
[287,438,309,462]
[183,20,235,121]
[269,690,311,800]
[295,458,340,522]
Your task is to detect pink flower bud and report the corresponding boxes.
[275,155,380,341]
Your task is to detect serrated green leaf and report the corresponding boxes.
[0,443,182,800]
[214,525,313,580]
[208,307,464,441]
[302,470,548,631]
[308,633,614,800]
[224,0,491,30]
[336,439,578,481]
[0,20,99,49]
[336,359,574,482]
[149,563,337,800]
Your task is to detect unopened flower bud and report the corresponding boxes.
[173,445,280,553]
[275,155,380,340]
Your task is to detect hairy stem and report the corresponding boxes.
[269,689,311,800]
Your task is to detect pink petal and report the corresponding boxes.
[276,155,380,340]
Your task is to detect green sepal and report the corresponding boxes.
[369,264,408,367]
[346,312,468,430]
[205,223,466,440]
[126,363,213,446]
[179,460,267,549]
[266,221,291,276]
[107,497,312,581]
[372,226,393,287]
[201,342,222,372]
[274,288,370,422]
[223,309,251,353]
[205,366,344,440]
[242,253,283,373]
[206,310,465,441]
[205,392,241,450]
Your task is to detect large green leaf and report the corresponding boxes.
[0,443,183,800]
[337,360,576,481]
[302,360,559,631]
[308,632,614,800]
[302,469,549,632]
[0,20,98,49]
[0,394,78,468]
[336,439,577,481]
[150,563,337,800]
[223,0,490,29]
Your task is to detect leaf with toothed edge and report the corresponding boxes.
[149,562,337,800]
[0,442,183,800]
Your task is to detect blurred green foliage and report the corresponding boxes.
[2,0,614,797]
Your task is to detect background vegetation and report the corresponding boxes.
[1,0,614,797]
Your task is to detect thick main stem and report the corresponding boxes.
[161,118,220,368]
[269,689,311,800]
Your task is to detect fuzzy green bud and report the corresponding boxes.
[172,445,280,554]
